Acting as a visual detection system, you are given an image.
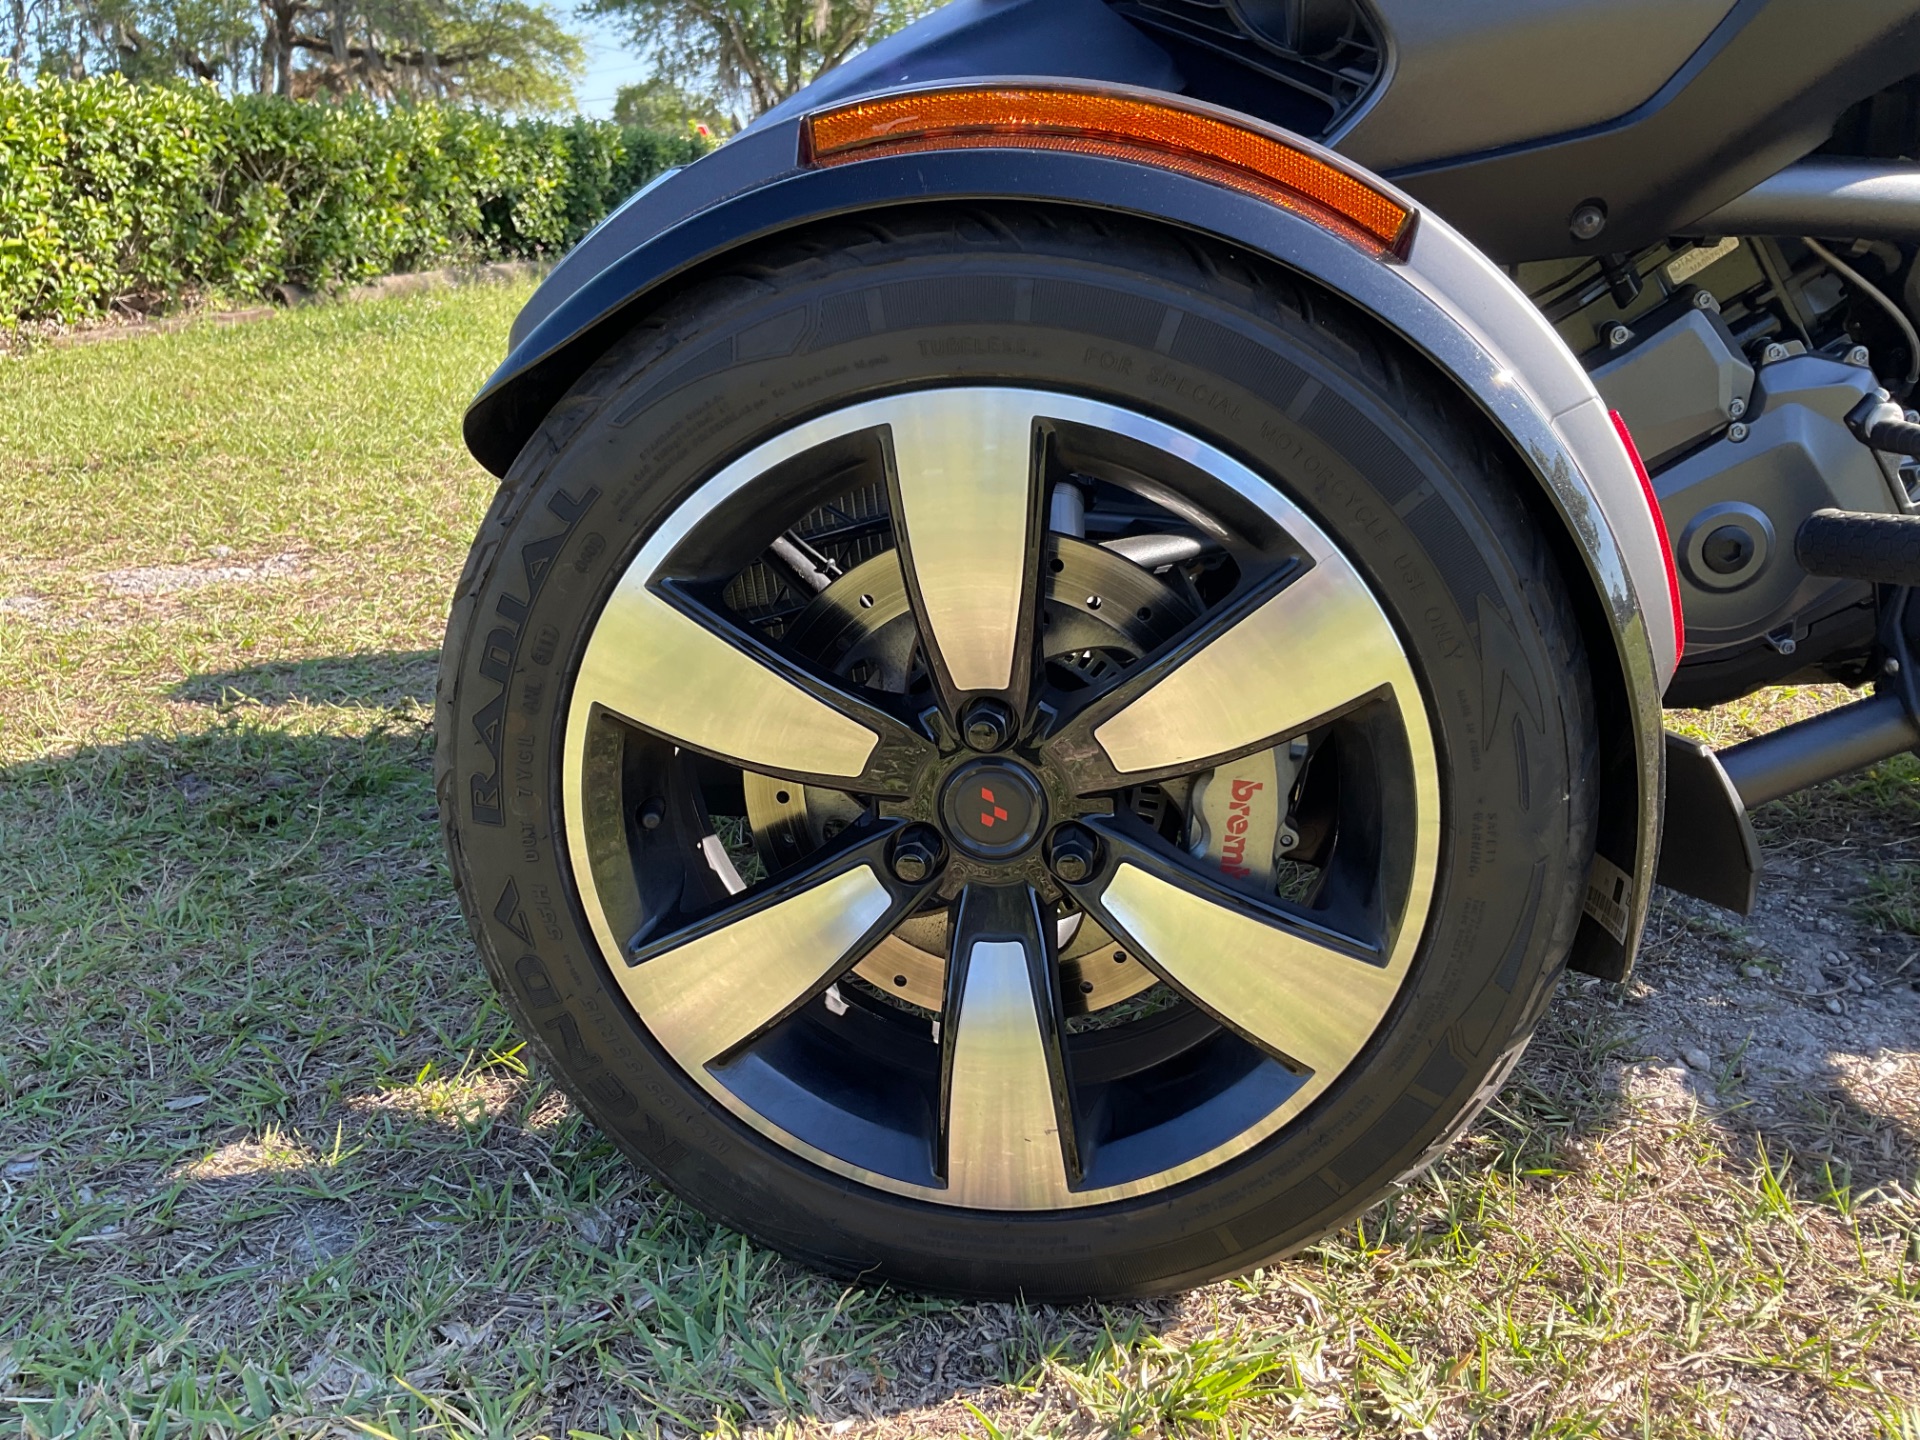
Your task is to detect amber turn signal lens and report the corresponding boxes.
[803,86,1415,257]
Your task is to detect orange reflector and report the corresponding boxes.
[803,86,1415,257]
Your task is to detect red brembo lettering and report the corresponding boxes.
[1220,778,1263,879]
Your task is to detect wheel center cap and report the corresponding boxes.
[940,758,1046,860]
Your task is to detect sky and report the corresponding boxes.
[572,8,650,119]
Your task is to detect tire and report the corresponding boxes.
[436,203,1598,1300]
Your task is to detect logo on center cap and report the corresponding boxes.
[943,760,1045,859]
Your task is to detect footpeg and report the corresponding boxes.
[1796,508,1920,586]
[1847,392,1920,460]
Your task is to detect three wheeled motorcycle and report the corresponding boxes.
[437,0,1920,1296]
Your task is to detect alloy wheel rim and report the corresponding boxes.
[561,388,1441,1209]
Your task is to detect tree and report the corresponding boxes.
[587,0,937,121]
[2,0,583,107]
[275,0,584,108]
[612,73,730,134]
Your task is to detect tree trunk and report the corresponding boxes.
[257,0,276,90]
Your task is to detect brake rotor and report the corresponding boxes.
[744,536,1197,1015]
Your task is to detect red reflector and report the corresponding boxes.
[1610,409,1684,665]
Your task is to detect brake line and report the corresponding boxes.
[1804,235,1920,387]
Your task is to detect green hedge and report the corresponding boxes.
[0,77,710,324]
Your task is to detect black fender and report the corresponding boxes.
[462,82,1678,978]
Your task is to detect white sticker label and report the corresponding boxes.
[1667,236,1740,286]
[1583,852,1634,945]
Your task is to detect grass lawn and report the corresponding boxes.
[2,284,1920,1438]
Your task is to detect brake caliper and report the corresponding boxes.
[1187,739,1307,895]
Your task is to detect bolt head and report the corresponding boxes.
[1606,323,1632,349]
[1692,289,1720,312]
[1728,397,1747,420]
[1569,202,1607,242]
[1848,345,1872,367]
[1763,343,1788,364]
[1888,658,1903,676]
[889,826,944,884]
[961,699,1014,753]
[1702,524,1757,575]
[1728,422,1750,443]
[1046,824,1099,885]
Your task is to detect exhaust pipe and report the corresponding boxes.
[1717,691,1920,808]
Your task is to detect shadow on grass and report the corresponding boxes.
[13,688,1914,1433]
[1480,756,1920,1220]
[0,702,1176,1434]
[171,648,440,710]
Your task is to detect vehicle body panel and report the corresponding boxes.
[1380,0,1920,260]
[1338,0,1737,172]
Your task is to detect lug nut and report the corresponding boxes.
[962,698,1015,753]
[1047,824,1100,884]
[889,825,945,884]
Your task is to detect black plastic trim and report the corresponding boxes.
[1656,732,1759,914]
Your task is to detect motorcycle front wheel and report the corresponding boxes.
[437,204,1598,1298]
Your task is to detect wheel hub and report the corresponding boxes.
[744,536,1194,1014]
[939,758,1047,859]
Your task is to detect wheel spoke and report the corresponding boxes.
[886,391,1047,709]
[574,575,932,792]
[938,884,1077,1205]
[1043,558,1407,789]
[1074,830,1396,1078]
[617,824,928,1067]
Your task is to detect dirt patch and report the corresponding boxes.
[99,551,304,597]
